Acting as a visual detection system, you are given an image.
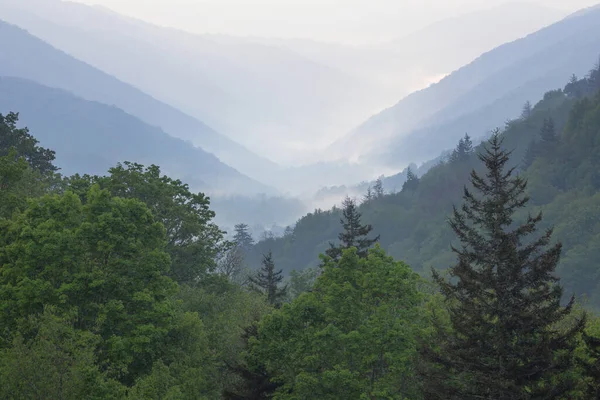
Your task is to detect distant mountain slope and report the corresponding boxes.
[249,73,600,307]
[334,7,600,164]
[0,0,382,163]
[0,77,269,195]
[0,18,277,183]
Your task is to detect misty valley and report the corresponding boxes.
[2,0,600,398]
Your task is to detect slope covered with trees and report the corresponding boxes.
[2,85,600,398]
[251,64,600,309]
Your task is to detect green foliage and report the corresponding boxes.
[249,251,288,307]
[0,309,124,400]
[252,247,426,399]
[0,186,178,384]
[420,134,585,399]
[325,197,379,261]
[0,111,57,175]
[67,162,226,285]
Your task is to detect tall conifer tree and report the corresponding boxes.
[419,134,585,400]
[326,197,379,261]
[249,251,287,306]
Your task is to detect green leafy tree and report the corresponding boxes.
[252,247,426,399]
[326,197,379,261]
[0,309,124,400]
[0,149,29,218]
[420,134,585,399]
[581,329,600,399]
[0,112,57,174]
[0,186,179,384]
[67,162,226,285]
[249,251,288,307]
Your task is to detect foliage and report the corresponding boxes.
[325,196,380,261]
[249,251,288,307]
[251,247,426,399]
[66,162,226,285]
[420,134,585,399]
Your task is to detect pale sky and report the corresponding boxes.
[72,0,599,44]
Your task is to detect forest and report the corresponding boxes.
[1,61,600,399]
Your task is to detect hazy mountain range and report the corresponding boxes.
[2,0,600,228]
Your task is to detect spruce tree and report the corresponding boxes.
[540,117,557,144]
[402,167,420,192]
[326,197,379,261]
[581,332,600,399]
[521,100,532,120]
[419,134,585,400]
[249,251,287,306]
[373,177,385,198]
[521,140,537,170]
[234,223,255,251]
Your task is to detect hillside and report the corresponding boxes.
[0,0,383,164]
[249,68,600,308]
[0,77,268,196]
[332,6,600,165]
[0,18,277,183]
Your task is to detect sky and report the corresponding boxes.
[73,0,599,44]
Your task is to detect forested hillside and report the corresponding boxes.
[249,64,600,308]
[2,91,600,398]
[335,6,600,166]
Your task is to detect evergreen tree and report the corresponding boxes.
[363,185,374,202]
[249,251,287,307]
[582,332,600,399]
[521,140,537,169]
[234,223,255,251]
[373,176,385,198]
[326,197,379,261]
[462,133,474,154]
[521,100,532,120]
[402,166,420,192]
[540,117,557,144]
[450,134,474,163]
[420,134,585,399]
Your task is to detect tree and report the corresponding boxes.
[450,134,475,163]
[251,248,425,399]
[521,140,537,170]
[0,187,179,385]
[373,176,385,198]
[363,185,374,202]
[419,134,585,399]
[325,197,379,261]
[402,166,420,192]
[540,117,557,144]
[249,251,287,307]
[521,100,532,120]
[581,331,600,399]
[0,112,57,175]
[67,162,226,285]
[234,223,255,252]
[0,150,28,218]
[216,245,246,284]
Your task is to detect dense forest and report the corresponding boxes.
[248,64,600,310]
[1,61,600,399]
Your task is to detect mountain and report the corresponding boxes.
[248,70,600,308]
[333,6,600,166]
[260,2,563,94]
[0,77,269,196]
[0,17,277,183]
[0,0,383,164]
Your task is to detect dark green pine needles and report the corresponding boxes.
[420,133,585,400]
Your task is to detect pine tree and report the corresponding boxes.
[234,223,255,251]
[402,167,420,192]
[249,251,287,306]
[521,140,537,169]
[373,177,385,198]
[364,186,374,202]
[521,100,532,120]
[449,134,474,163]
[581,332,600,399]
[326,197,379,261]
[419,133,585,400]
[462,133,473,154]
[540,117,557,144]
